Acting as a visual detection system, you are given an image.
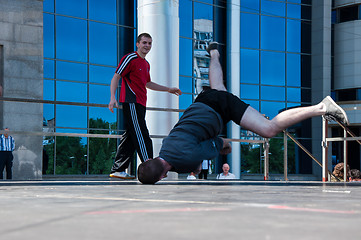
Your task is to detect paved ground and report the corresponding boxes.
[1,179,360,240]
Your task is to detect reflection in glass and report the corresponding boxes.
[43,104,54,124]
[56,16,87,62]
[241,84,259,100]
[241,49,259,84]
[89,22,117,66]
[43,0,54,12]
[287,3,301,19]
[89,107,116,126]
[261,86,285,101]
[261,16,285,51]
[56,81,87,103]
[179,94,193,110]
[261,101,285,119]
[241,0,260,13]
[44,60,54,79]
[89,84,109,105]
[261,51,285,86]
[245,100,260,111]
[179,0,193,38]
[90,65,116,84]
[179,77,193,94]
[287,53,301,87]
[43,13,54,58]
[261,0,285,17]
[287,19,301,53]
[89,0,116,23]
[56,61,87,82]
[194,2,213,20]
[56,105,87,128]
[56,0,87,18]
[241,13,259,49]
[43,80,54,101]
[287,87,301,102]
[179,38,193,77]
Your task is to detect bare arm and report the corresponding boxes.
[146,82,182,96]
[108,73,121,113]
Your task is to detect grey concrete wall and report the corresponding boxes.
[311,1,332,179]
[334,0,361,8]
[0,0,43,180]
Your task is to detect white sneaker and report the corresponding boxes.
[322,96,349,125]
[109,171,135,179]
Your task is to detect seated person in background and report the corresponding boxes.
[186,172,197,180]
[137,43,349,184]
[349,169,361,182]
[216,163,236,180]
[331,162,350,182]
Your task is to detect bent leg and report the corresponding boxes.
[240,103,325,138]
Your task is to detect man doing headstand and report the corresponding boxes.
[138,43,349,184]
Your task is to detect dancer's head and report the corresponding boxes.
[138,157,165,184]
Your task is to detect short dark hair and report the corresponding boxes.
[137,158,164,184]
[137,33,152,43]
[350,169,361,180]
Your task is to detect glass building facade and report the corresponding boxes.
[42,0,313,176]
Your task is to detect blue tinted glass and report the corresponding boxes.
[241,0,260,13]
[89,22,117,66]
[261,51,285,86]
[261,16,285,51]
[261,86,285,101]
[261,0,285,17]
[56,81,87,103]
[56,61,87,82]
[179,0,192,38]
[44,60,54,79]
[241,84,259,100]
[287,19,301,53]
[43,0,54,12]
[43,104,54,123]
[56,106,87,128]
[196,0,213,4]
[56,16,87,62]
[241,13,259,49]
[261,101,285,119]
[89,107,116,124]
[89,84,109,105]
[241,49,259,84]
[194,2,213,20]
[287,87,301,102]
[44,80,54,100]
[287,53,301,87]
[89,0,116,23]
[246,100,260,111]
[90,65,116,84]
[43,13,54,58]
[287,3,301,19]
[56,0,87,18]
[179,38,193,77]
[179,94,193,110]
[179,77,193,94]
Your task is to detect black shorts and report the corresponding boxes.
[195,89,249,124]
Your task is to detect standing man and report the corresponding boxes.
[0,128,15,179]
[108,33,182,179]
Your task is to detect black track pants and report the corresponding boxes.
[111,103,153,173]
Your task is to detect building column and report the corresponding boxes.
[226,0,241,178]
[311,1,332,178]
[138,0,179,179]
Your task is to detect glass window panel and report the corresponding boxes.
[287,19,301,53]
[196,0,213,4]
[241,84,259,100]
[56,16,88,62]
[261,86,285,101]
[287,53,301,87]
[179,38,193,77]
[89,84,109,105]
[261,101,285,119]
[56,61,87,82]
[179,94,193,110]
[88,136,116,174]
[89,107,116,126]
[241,49,259,84]
[261,51,285,86]
[44,80,54,101]
[261,0,285,17]
[194,2,213,20]
[43,13,54,58]
[286,102,300,109]
[287,87,301,102]
[89,0,116,23]
[245,100,260,111]
[89,22,117,66]
[179,0,193,38]
[90,65,115,84]
[56,0,87,18]
[301,55,311,88]
[179,77,193,94]
[261,16,285,51]
[44,59,54,79]
[43,0,54,12]
[43,104,54,124]
[56,81,87,103]
[241,0,260,13]
[241,13,259,49]
[56,106,87,128]
[287,3,301,19]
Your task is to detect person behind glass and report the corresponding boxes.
[137,42,349,184]
[0,128,15,179]
[108,33,182,179]
[349,169,361,182]
[216,163,236,180]
[198,159,210,179]
[186,172,197,180]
